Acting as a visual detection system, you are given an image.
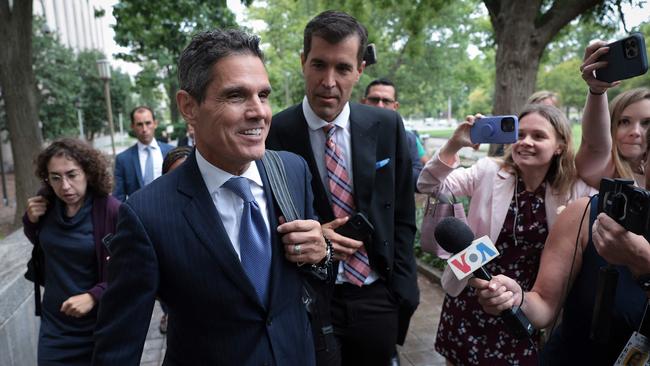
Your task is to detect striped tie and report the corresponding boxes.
[323,123,370,286]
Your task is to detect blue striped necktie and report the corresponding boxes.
[143,146,154,185]
[223,176,271,305]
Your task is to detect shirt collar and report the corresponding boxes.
[302,96,350,132]
[195,148,264,195]
[137,138,159,151]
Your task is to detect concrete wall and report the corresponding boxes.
[0,230,39,366]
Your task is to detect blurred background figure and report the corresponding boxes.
[362,78,424,193]
[113,106,174,202]
[526,90,560,107]
[162,146,192,175]
[418,104,594,365]
[177,124,195,147]
[23,138,120,365]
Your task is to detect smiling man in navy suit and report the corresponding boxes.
[266,10,419,366]
[112,106,174,202]
[93,29,327,365]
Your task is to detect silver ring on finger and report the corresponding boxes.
[293,244,301,255]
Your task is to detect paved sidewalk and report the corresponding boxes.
[139,273,447,365]
[398,273,447,366]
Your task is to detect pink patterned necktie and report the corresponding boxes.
[323,123,370,286]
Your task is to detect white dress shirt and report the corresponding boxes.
[137,139,163,183]
[301,97,378,285]
[195,148,270,260]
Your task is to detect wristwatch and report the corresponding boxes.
[636,273,650,291]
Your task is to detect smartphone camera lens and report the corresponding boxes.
[624,38,638,59]
[501,117,515,132]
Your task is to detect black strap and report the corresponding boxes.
[262,151,331,282]
[262,150,300,222]
[640,300,650,337]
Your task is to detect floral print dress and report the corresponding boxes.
[434,177,546,365]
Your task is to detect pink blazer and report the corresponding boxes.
[417,152,597,295]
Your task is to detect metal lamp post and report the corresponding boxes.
[96,59,116,156]
[74,97,85,140]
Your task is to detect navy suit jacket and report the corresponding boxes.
[267,103,419,344]
[93,151,316,366]
[112,141,173,201]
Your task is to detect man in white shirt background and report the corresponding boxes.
[112,106,173,201]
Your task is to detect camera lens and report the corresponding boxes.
[624,39,639,59]
[501,117,515,132]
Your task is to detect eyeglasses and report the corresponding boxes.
[367,97,396,105]
[47,170,84,187]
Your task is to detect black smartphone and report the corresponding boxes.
[335,212,374,241]
[469,115,519,144]
[364,43,377,66]
[595,33,648,83]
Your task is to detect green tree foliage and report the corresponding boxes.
[31,18,133,141]
[33,17,82,139]
[537,17,649,117]
[75,50,133,141]
[112,0,245,124]
[252,0,491,119]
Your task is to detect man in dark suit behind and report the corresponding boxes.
[177,123,195,147]
[112,106,173,201]
[266,11,419,366]
[93,29,327,365]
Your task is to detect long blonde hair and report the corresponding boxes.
[610,88,650,179]
[502,104,576,197]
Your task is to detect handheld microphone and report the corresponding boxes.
[434,217,536,339]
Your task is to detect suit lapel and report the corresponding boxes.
[349,104,379,214]
[178,153,263,308]
[130,145,144,188]
[279,106,334,221]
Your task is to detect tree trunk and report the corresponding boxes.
[0,0,44,227]
[485,0,604,156]
[165,70,179,125]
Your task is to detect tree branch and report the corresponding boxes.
[483,0,501,30]
[537,0,603,45]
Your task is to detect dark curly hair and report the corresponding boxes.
[163,146,192,174]
[35,138,112,196]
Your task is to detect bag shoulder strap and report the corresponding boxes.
[262,150,301,221]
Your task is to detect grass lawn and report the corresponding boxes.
[419,123,583,150]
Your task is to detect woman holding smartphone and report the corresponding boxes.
[577,41,650,188]
[417,104,594,365]
[472,129,650,364]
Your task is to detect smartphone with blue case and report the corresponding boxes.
[596,33,648,83]
[470,115,518,144]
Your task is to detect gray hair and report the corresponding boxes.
[178,29,264,104]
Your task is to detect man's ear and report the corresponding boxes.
[177,90,198,123]
[356,60,366,82]
[300,51,306,72]
[394,101,400,110]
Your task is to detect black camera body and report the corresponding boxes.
[598,178,650,236]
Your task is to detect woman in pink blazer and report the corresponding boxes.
[417,104,595,365]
